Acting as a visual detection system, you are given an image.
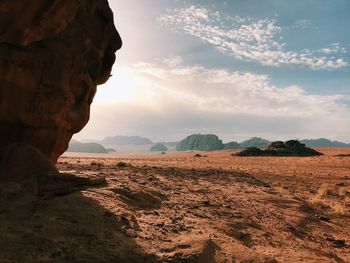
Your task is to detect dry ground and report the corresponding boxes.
[1,148,349,262]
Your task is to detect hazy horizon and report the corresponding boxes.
[74,0,350,143]
[75,134,350,145]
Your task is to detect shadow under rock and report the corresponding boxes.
[0,191,159,263]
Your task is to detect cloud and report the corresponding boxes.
[293,19,312,30]
[133,59,350,118]
[158,5,348,70]
[318,43,347,54]
[77,58,350,142]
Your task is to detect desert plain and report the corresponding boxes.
[1,148,349,263]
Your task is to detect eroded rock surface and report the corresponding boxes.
[0,0,122,180]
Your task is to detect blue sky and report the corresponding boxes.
[75,0,350,142]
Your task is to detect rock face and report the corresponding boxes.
[235,140,323,157]
[0,0,122,178]
[176,134,224,151]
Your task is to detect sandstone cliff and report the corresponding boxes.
[0,0,122,179]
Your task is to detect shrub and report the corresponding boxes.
[117,161,129,168]
[91,161,103,167]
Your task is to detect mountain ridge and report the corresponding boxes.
[75,135,350,152]
[101,135,153,146]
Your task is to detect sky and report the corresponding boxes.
[75,0,350,143]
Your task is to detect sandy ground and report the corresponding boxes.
[1,148,349,262]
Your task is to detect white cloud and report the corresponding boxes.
[318,43,347,54]
[133,60,350,117]
[158,5,348,70]
[160,56,184,67]
[78,58,350,142]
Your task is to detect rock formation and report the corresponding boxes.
[234,140,323,157]
[0,1,121,185]
[234,147,265,157]
[239,137,270,149]
[67,140,109,154]
[176,134,224,151]
[150,143,168,152]
[224,141,241,150]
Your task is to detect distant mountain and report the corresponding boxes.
[155,141,179,151]
[75,135,349,153]
[79,138,99,143]
[224,141,241,149]
[176,134,224,151]
[300,138,350,148]
[67,140,109,153]
[239,137,270,149]
[101,136,153,146]
[150,143,168,152]
[161,141,179,147]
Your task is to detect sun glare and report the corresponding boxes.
[94,68,145,104]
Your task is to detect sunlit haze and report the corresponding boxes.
[75,0,350,143]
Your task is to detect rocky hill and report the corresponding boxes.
[235,140,323,157]
[67,140,109,154]
[224,141,241,149]
[150,143,168,152]
[239,137,270,149]
[176,134,224,151]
